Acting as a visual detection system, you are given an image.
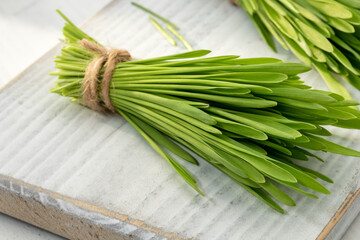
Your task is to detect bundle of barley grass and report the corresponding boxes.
[51,11,360,213]
[235,0,360,100]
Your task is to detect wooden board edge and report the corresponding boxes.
[317,188,360,240]
[1,171,359,240]
[0,173,190,240]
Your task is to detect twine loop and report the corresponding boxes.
[79,39,132,112]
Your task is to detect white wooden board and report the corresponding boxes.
[343,212,360,240]
[0,0,360,239]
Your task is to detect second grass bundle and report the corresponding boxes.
[236,0,360,100]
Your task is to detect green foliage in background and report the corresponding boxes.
[237,0,360,100]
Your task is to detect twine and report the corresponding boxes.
[229,0,240,6]
[79,39,132,112]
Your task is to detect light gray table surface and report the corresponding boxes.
[0,0,359,239]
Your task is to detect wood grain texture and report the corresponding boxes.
[0,0,359,239]
[342,211,360,240]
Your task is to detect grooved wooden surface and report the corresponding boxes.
[0,0,360,239]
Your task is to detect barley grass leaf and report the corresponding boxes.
[51,10,360,213]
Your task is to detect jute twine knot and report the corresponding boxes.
[79,39,132,112]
